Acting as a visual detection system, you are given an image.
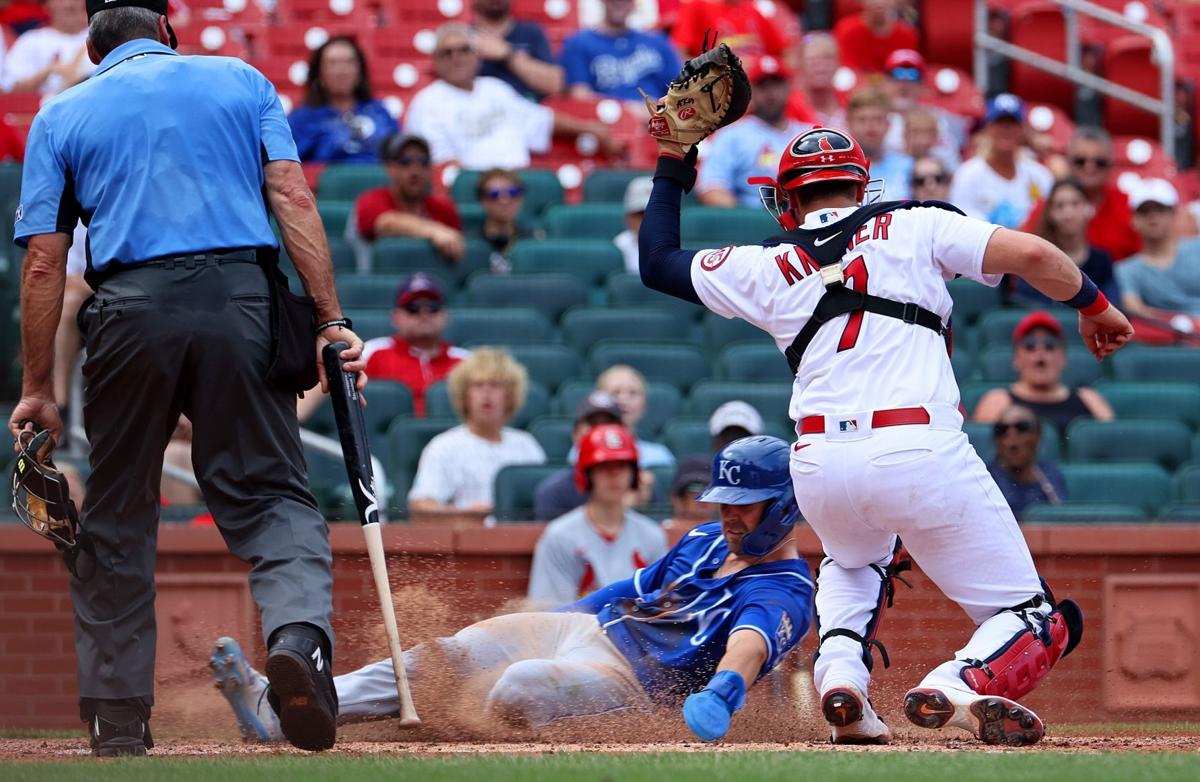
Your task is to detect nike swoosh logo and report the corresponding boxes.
[813,232,843,247]
[793,443,810,451]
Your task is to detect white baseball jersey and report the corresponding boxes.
[689,205,1002,423]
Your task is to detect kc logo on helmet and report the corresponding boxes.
[718,460,741,485]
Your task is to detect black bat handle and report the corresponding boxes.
[321,341,380,526]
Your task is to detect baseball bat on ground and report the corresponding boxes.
[322,341,420,727]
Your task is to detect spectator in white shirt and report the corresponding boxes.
[408,348,546,513]
[2,0,94,95]
[949,93,1053,228]
[613,176,652,274]
[404,23,622,171]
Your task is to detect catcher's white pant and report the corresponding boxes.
[337,611,649,726]
[790,404,1047,700]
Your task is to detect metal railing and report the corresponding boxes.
[973,0,1175,156]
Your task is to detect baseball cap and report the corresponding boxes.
[381,133,431,163]
[885,49,925,82]
[708,400,765,437]
[671,456,713,497]
[1129,178,1179,211]
[985,93,1026,124]
[747,55,792,85]
[86,0,177,49]
[1012,311,1063,344]
[575,390,623,424]
[395,273,444,308]
[623,177,653,215]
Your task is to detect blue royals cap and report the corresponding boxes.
[985,93,1026,124]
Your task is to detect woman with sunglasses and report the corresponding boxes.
[476,168,543,272]
[973,311,1114,435]
[1013,178,1119,307]
[909,155,951,202]
[985,405,1067,521]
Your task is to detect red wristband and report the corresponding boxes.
[1080,291,1109,317]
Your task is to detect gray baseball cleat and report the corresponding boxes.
[821,683,892,744]
[210,637,282,742]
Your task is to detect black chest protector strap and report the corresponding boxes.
[764,200,965,376]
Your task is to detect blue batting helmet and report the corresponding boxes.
[696,436,800,557]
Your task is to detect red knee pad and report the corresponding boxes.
[960,601,1082,701]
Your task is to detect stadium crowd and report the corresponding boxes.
[4,0,1200,599]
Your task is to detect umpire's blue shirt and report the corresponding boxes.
[14,38,299,275]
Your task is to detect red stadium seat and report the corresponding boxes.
[1026,101,1076,153]
[1102,34,1167,139]
[922,64,985,121]
[1009,1,1075,112]
[920,0,974,71]
[1110,135,1175,180]
[260,21,368,61]
[275,0,377,26]
[172,20,252,59]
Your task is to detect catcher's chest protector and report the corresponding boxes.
[764,200,963,375]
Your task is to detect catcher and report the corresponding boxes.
[210,437,814,743]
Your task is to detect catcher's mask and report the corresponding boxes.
[12,428,93,579]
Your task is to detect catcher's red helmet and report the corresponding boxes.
[574,424,640,493]
[749,128,872,229]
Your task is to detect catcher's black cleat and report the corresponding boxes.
[86,698,154,757]
[266,624,338,751]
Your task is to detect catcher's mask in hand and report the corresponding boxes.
[12,427,93,579]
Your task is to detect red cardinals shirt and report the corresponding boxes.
[1021,182,1142,261]
[833,15,919,73]
[353,187,461,242]
[362,337,470,416]
[671,0,790,58]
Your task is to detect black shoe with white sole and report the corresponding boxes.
[86,698,154,757]
[265,624,338,751]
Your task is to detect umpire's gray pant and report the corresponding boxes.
[73,258,333,703]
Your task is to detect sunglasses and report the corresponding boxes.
[404,300,443,314]
[1071,156,1111,169]
[392,154,430,167]
[1019,335,1063,352]
[993,420,1036,437]
[912,173,948,187]
[435,45,472,58]
[486,185,524,200]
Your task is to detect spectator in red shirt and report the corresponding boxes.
[352,133,465,262]
[795,32,845,129]
[360,273,470,416]
[832,0,918,74]
[1021,127,1141,261]
[671,0,791,60]
[0,114,24,162]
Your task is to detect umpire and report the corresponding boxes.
[10,0,362,756]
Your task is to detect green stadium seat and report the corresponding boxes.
[304,442,355,513]
[947,278,1002,326]
[493,463,564,522]
[545,204,627,240]
[527,416,576,461]
[351,311,396,341]
[605,272,702,321]
[510,240,625,286]
[952,349,977,383]
[588,341,708,391]
[309,380,414,442]
[459,203,486,234]
[680,207,779,246]
[371,238,446,274]
[976,309,1076,348]
[1065,419,1192,470]
[1094,382,1200,430]
[962,421,1060,463]
[716,343,790,383]
[1156,502,1200,521]
[582,168,654,202]
[466,272,589,322]
[1110,346,1200,383]
[702,311,772,353]
[1059,462,1171,515]
[562,307,690,351]
[1023,502,1149,522]
[444,307,556,346]
[337,274,404,311]
[318,164,387,201]
[279,236,357,277]
[686,381,793,430]
[555,380,681,439]
[959,381,1004,416]
[661,418,714,460]
[451,169,563,221]
[507,343,584,392]
[1173,463,1200,501]
[317,201,354,236]
[386,416,458,484]
[424,379,550,429]
[978,345,1104,387]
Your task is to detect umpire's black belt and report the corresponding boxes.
[138,248,260,270]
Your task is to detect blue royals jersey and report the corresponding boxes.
[574,523,814,702]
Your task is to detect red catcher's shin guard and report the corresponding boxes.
[960,605,1078,701]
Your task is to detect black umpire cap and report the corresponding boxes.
[86,0,178,50]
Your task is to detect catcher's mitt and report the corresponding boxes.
[641,35,752,158]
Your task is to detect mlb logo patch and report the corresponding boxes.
[838,419,858,432]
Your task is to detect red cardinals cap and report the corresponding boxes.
[747,55,792,84]
[885,49,925,79]
[574,424,639,493]
[1012,311,1064,344]
[395,273,444,308]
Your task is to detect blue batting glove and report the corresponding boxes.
[682,670,746,742]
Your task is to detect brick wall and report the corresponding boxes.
[2,522,1199,729]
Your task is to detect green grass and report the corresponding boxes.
[4,752,1200,782]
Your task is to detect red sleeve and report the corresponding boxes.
[1020,198,1045,234]
[671,2,703,56]
[833,18,869,71]
[787,91,819,125]
[756,8,790,58]
[424,195,462,230]
[891,22,919,54]
[354,188,393,241]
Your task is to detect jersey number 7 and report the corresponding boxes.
[837,256,868,352]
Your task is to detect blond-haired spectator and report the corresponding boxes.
[408,349,545,513]
[596,364,675,469]
[797,33,845,129]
